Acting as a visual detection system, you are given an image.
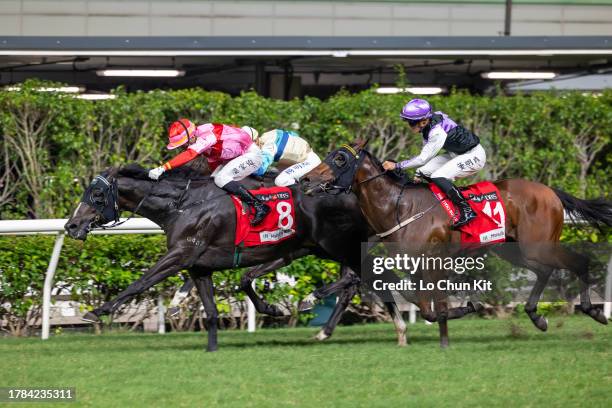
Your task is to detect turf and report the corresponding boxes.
[1,316,610,407]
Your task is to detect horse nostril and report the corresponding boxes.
[67,223,77,231]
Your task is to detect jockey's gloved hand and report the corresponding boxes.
[148,166,165,180]
[382,160,397,171]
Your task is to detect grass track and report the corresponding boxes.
[1,316,611,407]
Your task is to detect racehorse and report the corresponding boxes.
[64,164,408,350]
[301,139,611,347]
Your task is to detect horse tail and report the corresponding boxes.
[553,188,612,229]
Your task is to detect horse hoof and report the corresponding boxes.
[469,301,485,313]
[298,300,315,312]
[397,336,408,347]
[440,340,449,349]
[298,294,318,312]
[532,316,548,332]
[265,305,284,317]
[589,309,609,325]
[206,347,218,352]
[81,312,101,323]
[314,330,330,341]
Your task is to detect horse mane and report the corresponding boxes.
[118,163,212,182]
[362,149,420,188]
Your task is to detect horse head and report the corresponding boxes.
[65,164,215,240]
[301,138,382,195]
[64,167,122,240]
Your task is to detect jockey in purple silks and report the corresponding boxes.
[383,98,487,229]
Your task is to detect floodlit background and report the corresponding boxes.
[0,0,611,97]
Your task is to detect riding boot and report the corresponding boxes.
[222,181,270,226]
[431,177,477,229]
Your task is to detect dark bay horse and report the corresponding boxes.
[64,164,408,350]
[301,140,611,347]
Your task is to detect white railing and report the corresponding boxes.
[0,218,163,235]
[0,218,158,339]
[0,217,257,339]
[0,216,609,339]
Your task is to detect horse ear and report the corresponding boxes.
[108,166,120,178]
[361,137,371,149]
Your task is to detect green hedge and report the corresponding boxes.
[0,80,610,334]
[1,79,610,220]
[0,234,340,334]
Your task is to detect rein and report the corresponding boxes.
[85,174,153,230]
[167,176,228,213]
[376,204,435,238]
[98,186,151,229]
[322,144,433,238]
[357,171,387,185]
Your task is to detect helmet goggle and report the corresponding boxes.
[402,117,424,127]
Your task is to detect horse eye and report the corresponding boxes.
[91,189,105,203]
[333,154,347,167]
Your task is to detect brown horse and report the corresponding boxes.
[302,139,611,347]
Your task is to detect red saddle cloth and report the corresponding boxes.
[429,181,507,245]
[231,186,297,247]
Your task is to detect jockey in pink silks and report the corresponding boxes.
[148,119,269,225]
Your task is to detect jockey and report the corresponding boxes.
[148,119,270,225]
[241,126,322,187]
[382,99,486,229]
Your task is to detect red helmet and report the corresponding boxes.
[167,119,195,150]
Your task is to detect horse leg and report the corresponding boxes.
[417,297,437,323]
[493,245,553,331]
[315,280,407,346]
[446,301,484,319]
[314,283,358,341]
[314,266,360,298]
[239,249,311,317]
[240,258,289,317]
[434,298,450,348]
[190,271,219,352]
[413,273,451,347]
[314,266,394,342]
[385,300,408,347]
[83,248,185,322]
[515,242,606,327]
[552,246,608,325]
[315,294,408,347]
[167,278,195,317]
[300,265,360,311]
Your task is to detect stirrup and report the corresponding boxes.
[451,210,477,229]
[250,203,270,226]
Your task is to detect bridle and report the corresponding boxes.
[313,144,365,194]
[80,173,150,230]
[314,144,387,194]
[315,143,435,238]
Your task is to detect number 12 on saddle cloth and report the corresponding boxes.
[231,186,296,247]
[430,181,507,245]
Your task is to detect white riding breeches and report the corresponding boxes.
[213,144,263,188]
[274,151,322,186]
[417,144,486,181]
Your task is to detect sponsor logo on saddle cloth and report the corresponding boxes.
[230,186,296,247]
[429,181,507,245]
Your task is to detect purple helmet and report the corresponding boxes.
[400,99,432,121]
